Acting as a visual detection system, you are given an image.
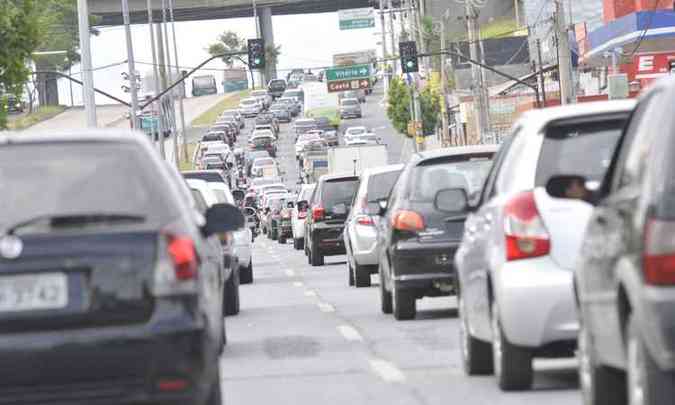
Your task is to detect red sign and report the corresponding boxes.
[327,79,371,93]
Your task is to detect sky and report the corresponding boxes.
[57,11,380,106]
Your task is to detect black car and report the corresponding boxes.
[377,146,497,320]
[547,77,675,405]
[0,131,243,405]
[303,174,360,266]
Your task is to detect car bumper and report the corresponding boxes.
[0,300,214,405]
[390,240,458,294]
[292,218,306,239]
[312,224,346,255]
[348,225,379,266]
[494,256,578,348]
[340,111,361,118]
[635,285,675,370]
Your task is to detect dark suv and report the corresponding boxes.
[303,174,360,266]
[548,76,675,405]
[0,131,243,405]
[377,146,497,320]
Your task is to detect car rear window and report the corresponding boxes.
[367,171,402,202]
[321,177,359,212]
[410,154,494,201]
[252,137,273,146]
[535,118,627,186]
[183,172,226,183]
[0,142,180,230]
[342,99,358,106]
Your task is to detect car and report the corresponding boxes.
[454,100,634,391]
[303,173,360,266]
[0,130,241,405]
[539,83,675,405]
[378,146,497,320]
[314,116,335,132]
[255,112,280,133]
[344,126,369,139]
[293,118,317,137]
[186,178,241,316]
[220,109,244,128]
[295,133,321,157]
[339,89,366,104]
[262,195,291,240]
[239,97,262,117]
[269,103,292,123]
[249,134,277,158]
[214,119,240,137]
[251,157,278,177]
[254,125,278,139]
[250,89,272,109]
[345,133,380,146]
[344,164,404,287]
[307,129,338,147]
[282,88,305,105]
[291,183,316,250]
[278,97,302,116]
[246,150,271,176]
[340,98,362,119]
[268,79,287,99]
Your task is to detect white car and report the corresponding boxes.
[291,183,316,250]
[454,100,635,391]
[239,97,262,117]
[295,133,321,157]
[250,89,272,108]
[250,157,277,177]
[344,126,370,142]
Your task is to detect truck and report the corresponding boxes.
[223,68,248,92]
[327,144,388,176]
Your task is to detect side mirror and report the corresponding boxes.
[232,189,245,202]
[434,188,469,213]
[546,175,593,201]
[202,203,245,236]
[377,199,388,216]
[297,200,309,212]
[287,201,295,208]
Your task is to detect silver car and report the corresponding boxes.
[344,164,404,287]
[454,100,635,391]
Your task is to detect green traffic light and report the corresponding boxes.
[407,61,414,68]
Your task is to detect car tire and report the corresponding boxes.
[279,234,286,244]
[492,302,533,391]
[354,263,372,288]
[293,238,304,250]
[627,314,675,405]
[224,271,240,316]
[310,241,324,266]
[240,262,253,285]
[380,273,393,314]
[203,366,223,405]
[348,262,355,286]
[392,287,416,320]
[271,229,278,241]
[579,319,626,405]
[459,294,494,375]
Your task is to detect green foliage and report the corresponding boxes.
[386,77,411,135]
[0,0,42,128]
[208,31,281,67]
[419,86,440,135]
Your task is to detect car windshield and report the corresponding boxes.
[241,99,258,105]
[269,80,285,89]
[253,158,274,166]
[347,127,366,135]
[342,99,358,106]
[410,156,494,201]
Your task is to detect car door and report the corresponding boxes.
[377,168,408,292]
[345,175,368,264]
[458,135,516,340]
[580,93,660,368]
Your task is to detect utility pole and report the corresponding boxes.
[169,0,188,163]
[387,0,396,75]
[156,22,167,159]
[413,0,426,75]
[77,0,97,127]
[122,0,140,130]
[440,17,449,146]
[536,38,547,106]
[466,2,489,143]
[147,0,165,154]
[555,0,575,104]
[379,0,389,93]
[252,0,262,87]
[412,85,424,152]
[162,0,179,166]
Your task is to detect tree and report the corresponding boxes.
[386,77,411,135]
[0,0,42,128]
[419,85,440,135]
[208,30,281,85]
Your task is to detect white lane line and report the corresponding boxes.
[337,325,363,342]
[369,359,406,383]
[292,281,304,287]
[284,269,295,277]
[304,290,316,297]
[317,302,335,312]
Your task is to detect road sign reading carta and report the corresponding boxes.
[325,64,371,82]
[339,8,375,30]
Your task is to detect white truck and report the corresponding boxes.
[327,144,388,176]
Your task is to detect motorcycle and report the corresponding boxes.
[277,201,294,244]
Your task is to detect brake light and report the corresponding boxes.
[356,215,374,226]
[312,206,325,221]
[644,219,675,285]
[392,210,425,232]
[167,236,198,280]
[504,191,550,261]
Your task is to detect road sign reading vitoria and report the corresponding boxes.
[325,64,372,93]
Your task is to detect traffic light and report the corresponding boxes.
[399,41,419,74]
[247,39,265,70]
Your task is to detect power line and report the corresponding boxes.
[625,0,660,58]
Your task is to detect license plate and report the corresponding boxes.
[0,273,68,312]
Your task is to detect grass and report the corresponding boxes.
[305,107,341,127]
[8,105,67,130]
[191,90,250,127]
[179,142,197,171]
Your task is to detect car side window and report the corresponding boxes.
[495,126,537,194]
[480,131,517,203]
[612,94,660,191]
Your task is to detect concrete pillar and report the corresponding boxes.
[259,7,277,83]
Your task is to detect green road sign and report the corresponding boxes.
[325,64,371,82]
[140,116,159,133]
[339,19,375,30]
[338,8,375,31]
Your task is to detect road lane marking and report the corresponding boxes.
[337,325,363,342]
[292,281,304,287]
[369,359,406,383]
[317,302,335,312]
[284,269,295,277]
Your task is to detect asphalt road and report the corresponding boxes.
[219,90,582,405]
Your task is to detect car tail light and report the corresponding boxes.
[312,205,325,221]
[356,215,374,226]
[156,378,189,392]
[644,218,675,285]
[392,210,425,232]
[167,236,198,280]
[504,191,550,261]
[152,233,199,296]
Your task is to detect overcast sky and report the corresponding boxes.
[58,12,379,106]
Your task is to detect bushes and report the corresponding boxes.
[386,76,440,137]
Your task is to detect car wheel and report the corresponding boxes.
[271,229,278,240]
[224,271,240,316]
[579,319,626,405]
[491,301,533,391]
[310,241,324,266]
[279,234,286,244]
[392,287,416,320]
[203,366,223,405]
[379,271,392,314]
[240,262,253,285]
[627,314,675,405]
[348,262,355,286]
[354,263,371,288]
[293,238,303,250]
[459,294,494,375]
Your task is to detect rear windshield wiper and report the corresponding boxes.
[4,213,146,234]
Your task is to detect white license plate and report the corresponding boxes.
[0,273,68,312]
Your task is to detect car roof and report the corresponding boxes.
[319,173,360,182]
[515,99,636,133]
[413,144,500,162]
[342,98,359,102]
[362,164,405,177]
[0,129,146,146]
